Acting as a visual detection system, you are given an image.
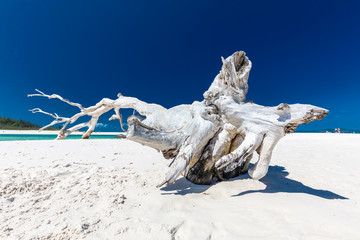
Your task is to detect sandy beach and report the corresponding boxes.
[1,133,359,239]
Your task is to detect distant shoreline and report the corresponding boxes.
[0,130,121,135]
[1,129,358,135]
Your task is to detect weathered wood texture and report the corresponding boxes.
[29,51,328,186]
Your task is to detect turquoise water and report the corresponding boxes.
[0,134,118,141]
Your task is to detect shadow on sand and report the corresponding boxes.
[232,165,348,200]
[160,177,212,195]
[161,165,347,200]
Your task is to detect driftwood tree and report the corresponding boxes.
[29,51,328,186]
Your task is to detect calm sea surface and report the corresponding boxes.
[0,134,117,141]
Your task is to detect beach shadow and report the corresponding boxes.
[160,177,211,195]
[233,165,348,200]
[160,165,347,199]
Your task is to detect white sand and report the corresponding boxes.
[1,133,359,239]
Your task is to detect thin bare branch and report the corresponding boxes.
[28,89,84,110]
[29,108,71,131]
[29,108,57,119]
[109,108,127,132]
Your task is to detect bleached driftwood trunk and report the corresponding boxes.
[29,51,328,186]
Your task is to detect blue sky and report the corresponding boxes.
[0,0,359,132]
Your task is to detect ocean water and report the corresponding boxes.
[0,134,118,141]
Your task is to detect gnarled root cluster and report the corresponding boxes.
[29,51,328,186]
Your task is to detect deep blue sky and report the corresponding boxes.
[0,0,359,131]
